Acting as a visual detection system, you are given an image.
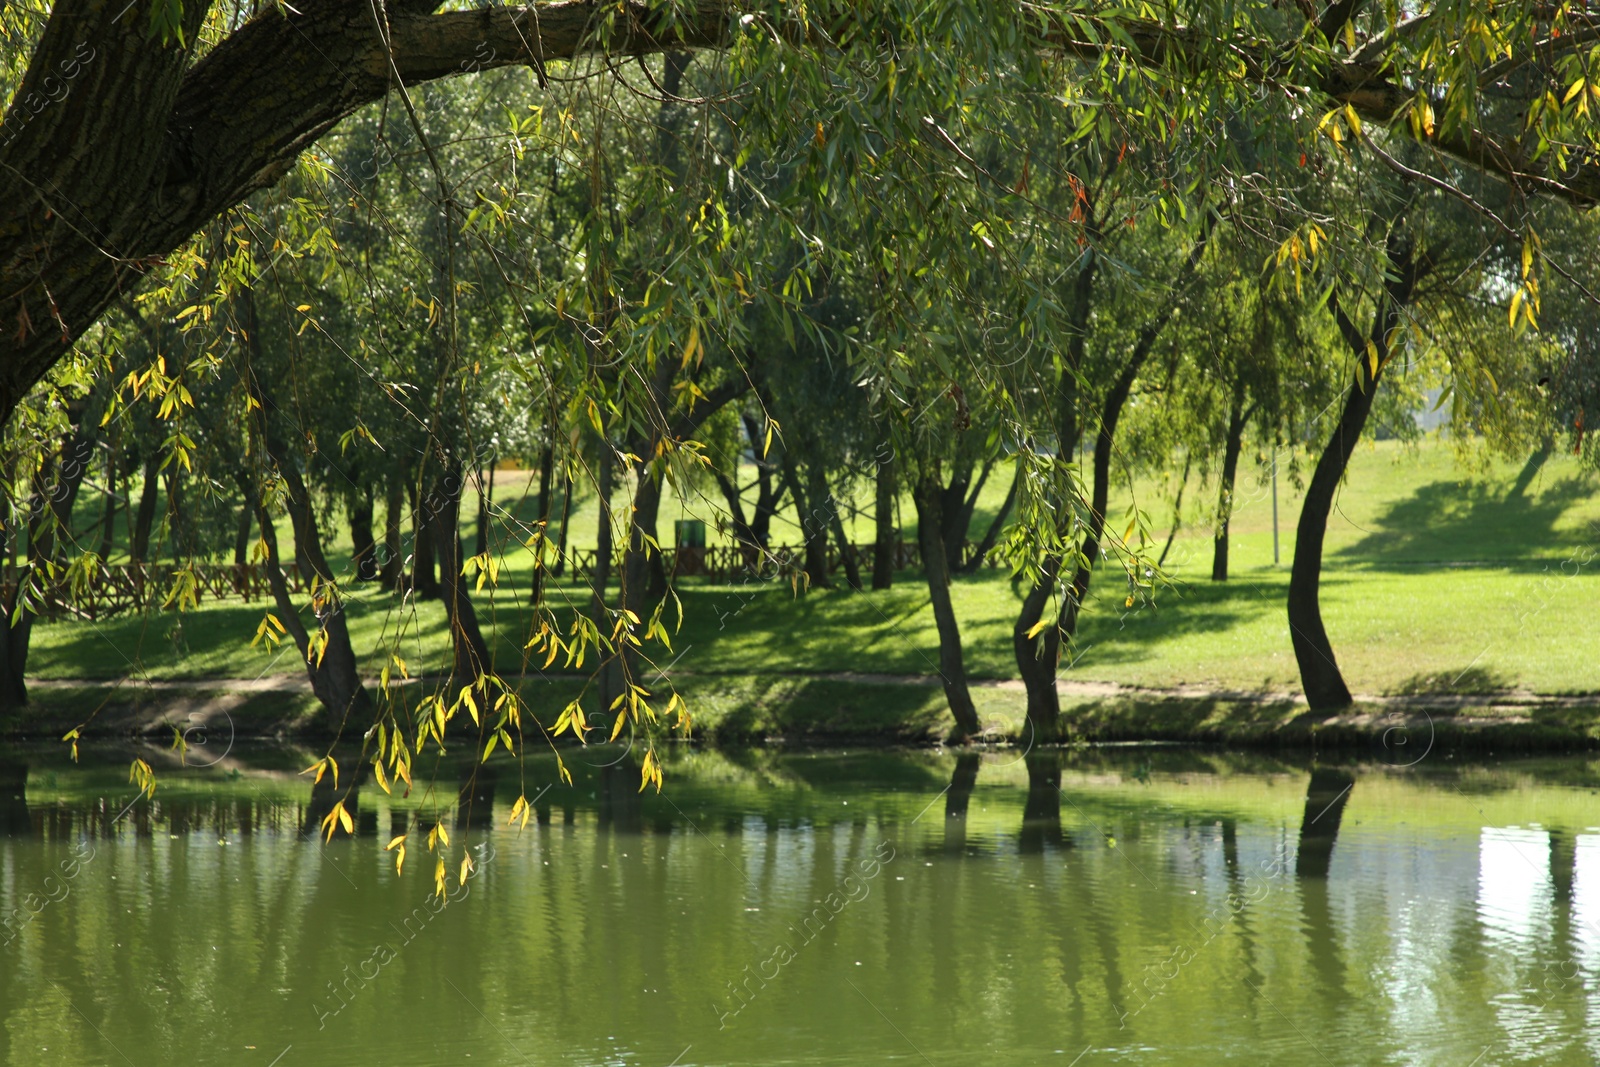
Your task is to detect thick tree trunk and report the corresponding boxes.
[913,470,980,740]
[1290,228,1418,711]
[0,1,734,427]
[0,0,1585,428]
[1212,376,1247,581]
[871,447,896,589]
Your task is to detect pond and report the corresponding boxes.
[1,741,1598,1065]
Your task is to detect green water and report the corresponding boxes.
[2,744,1599,1065]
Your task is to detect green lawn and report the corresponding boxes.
[26,436,1600,704]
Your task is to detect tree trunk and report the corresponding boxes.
[594,441,620,713]
[350,489,377,581]
[97,443,119,563]
[1012,236,1098,743]
[941,456,993,569]
[788,459,832,590]
[411,485,441,600]
[826,488,863,591]
[430,464,494,715]
[0,409,95,713]
[913,469,980,740]
[1290,227,1418,711]
[381,478,404,592]
[1060,221,1212,640]
[531,441,555,604]
[712,466,761,570]
[742,413,784,549]
[1212,376,1247,581]
[474,461,495,558]
[240,289,370,722]
[552,470,573,578]
[232,500,252,565]
[955,460,1018,575]
[130,456,160,566]
[1157,451,1193,569]
[872,446,896,589]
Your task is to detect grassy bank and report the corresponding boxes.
[15,436,1600,746]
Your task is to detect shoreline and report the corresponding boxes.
[7,672,1598,753]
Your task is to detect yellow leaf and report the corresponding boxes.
[373,759,391,795]
[681,322,701,368]
[1025,618,1049,640]
[459,853,474,885]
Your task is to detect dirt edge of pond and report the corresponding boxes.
[7,673,1599,753]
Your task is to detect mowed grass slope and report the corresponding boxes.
[26,436,1600,699]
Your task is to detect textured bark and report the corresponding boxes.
[912,469,980,739]
[1289,227,1419,711]
[1,0,1590,428]
[0,0,734,425]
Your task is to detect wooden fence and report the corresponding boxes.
[3,539,1004,619]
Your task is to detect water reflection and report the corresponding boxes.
[0,746,1599,1065]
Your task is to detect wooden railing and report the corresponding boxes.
[3,540,1005,619]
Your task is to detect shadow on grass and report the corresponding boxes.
[1389,666,1513,696]
[1336,472,1597,564]
[1070,570,1313,666]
